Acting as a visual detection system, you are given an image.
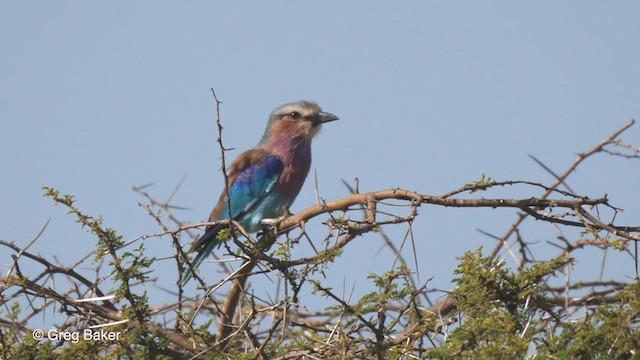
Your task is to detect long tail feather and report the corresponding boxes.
[181,225,224,284]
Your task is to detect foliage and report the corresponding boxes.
[1,121,639,359]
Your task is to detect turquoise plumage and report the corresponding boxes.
[184,101,338,282]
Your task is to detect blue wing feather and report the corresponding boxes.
[220,153,283,222]
[183,152,283,283]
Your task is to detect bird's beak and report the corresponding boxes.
[317,111,339,124]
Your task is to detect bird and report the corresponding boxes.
[184,101,339,282]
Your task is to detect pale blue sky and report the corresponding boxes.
[2,2,639,326]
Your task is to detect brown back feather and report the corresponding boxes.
[207,148,272,221]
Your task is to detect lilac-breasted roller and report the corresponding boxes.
[185,101,338,281]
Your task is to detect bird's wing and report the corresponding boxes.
[190,149,283,252]
[222,150,284,221]
[183,149,283,284]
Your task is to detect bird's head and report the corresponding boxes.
[259,101,338,145]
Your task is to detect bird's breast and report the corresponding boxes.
[273,146,312,201]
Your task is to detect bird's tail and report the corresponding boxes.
[181,225,225,284]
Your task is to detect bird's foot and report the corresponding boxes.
[261,215,287,227]
[262,206,292,231]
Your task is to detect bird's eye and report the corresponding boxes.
[289,111,300,120]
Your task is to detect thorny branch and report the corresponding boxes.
[1,119,638,358]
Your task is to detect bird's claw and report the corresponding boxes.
[261,215,287,227]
